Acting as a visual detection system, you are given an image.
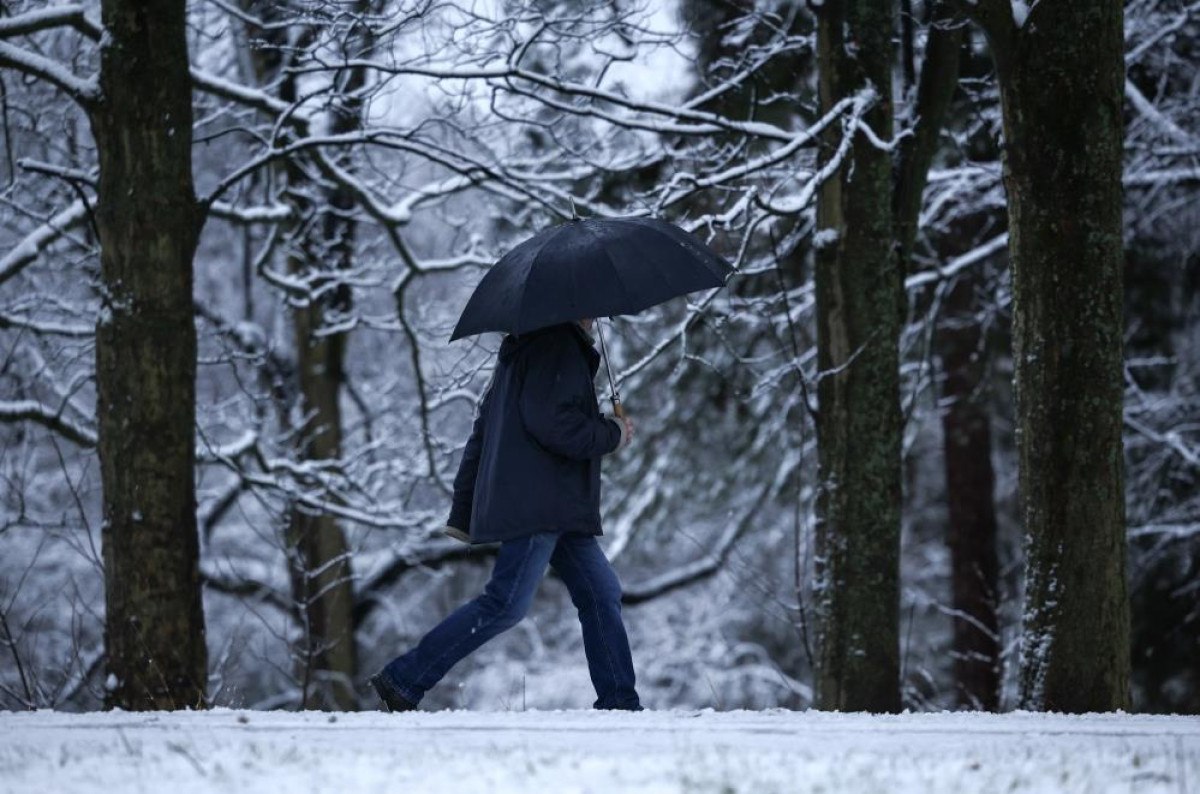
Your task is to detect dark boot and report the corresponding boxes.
[369,673,418,712]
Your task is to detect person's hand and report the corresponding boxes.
[606,413,634,451]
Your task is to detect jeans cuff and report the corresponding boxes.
[382,666,423,704]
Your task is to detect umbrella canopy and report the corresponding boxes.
[449,216,735,342]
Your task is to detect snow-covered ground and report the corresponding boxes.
[1,708,1196,793]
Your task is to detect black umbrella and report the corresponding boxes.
[450,215,735,416]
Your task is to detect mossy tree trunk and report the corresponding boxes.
[811,0,902,713]
[965,0,1131,711]
[91,0,207,710]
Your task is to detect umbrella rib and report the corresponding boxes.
[619,221,689,306]
[630,216,734,282]
[581,221,641,317]
[514,223,569,335]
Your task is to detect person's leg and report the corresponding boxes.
[379,531,558,705]
[550,533,642,710]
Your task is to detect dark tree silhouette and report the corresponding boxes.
[962,0,1131,711]
[91,0,208,709]
[811,0,902,713]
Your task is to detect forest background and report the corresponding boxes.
[0,0,1196,715]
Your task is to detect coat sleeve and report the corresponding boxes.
[518,331,622,461]
[447,374,496,531]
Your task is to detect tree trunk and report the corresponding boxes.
[937,270,1001,710]
[284,156,359,709]
[286,291,357,709]
[976,0,1131,711]
[812,0,902,713]
[893,2,961,278]
[891,5,1001,710]
[90,0,207,710]
[238,4,365,710]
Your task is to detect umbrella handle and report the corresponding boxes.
[596,318,625,420]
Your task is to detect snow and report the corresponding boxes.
[0,200,89,284]
[0,5,90,38]
[1011,0,1039,29]
[1,709,1195,793]
[813,228,840,250]
[0,41,100,102]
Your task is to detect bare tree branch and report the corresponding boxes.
[0,42,98,108]
[0,4,99,40]
[0,200,91,286]
[0,400,97,447]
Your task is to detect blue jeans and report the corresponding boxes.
[381,531,642,710]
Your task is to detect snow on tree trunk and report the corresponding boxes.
[91,0,207,710]
[975,0,1132,712]
[811,0,902,713]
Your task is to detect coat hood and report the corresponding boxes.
[498,322,598,369]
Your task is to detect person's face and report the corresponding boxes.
[579,318,594,331]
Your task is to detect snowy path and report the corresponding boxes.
[1,708,1197,793]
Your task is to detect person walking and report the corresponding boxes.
[369,317,642,712]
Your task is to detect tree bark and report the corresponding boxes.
[90,0,207,709]
[283,155,359,710]
[971,0,1131,711]
[937,269,1001,710]
[893,3,962,278]
[812,0,902,713]
[893,7,1002,711]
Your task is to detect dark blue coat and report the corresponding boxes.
[447,322,622,544]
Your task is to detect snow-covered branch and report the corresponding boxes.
[0,4,99,40]
[0,201,92,286]
[298,58,805,142]
[0,42,99,108]
[1125,79,1197,148]
[623,483,772,605]
[0,400,97,447]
